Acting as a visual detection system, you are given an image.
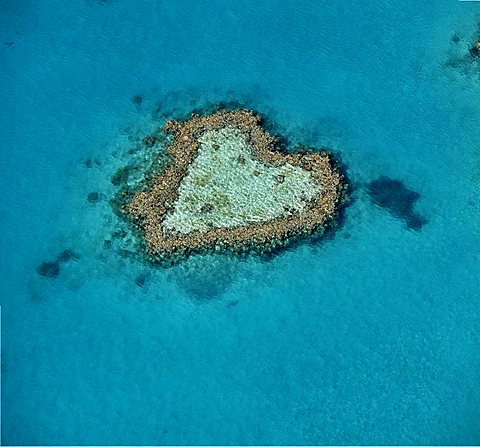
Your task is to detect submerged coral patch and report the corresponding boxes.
[36,248,79,279]
[366,176,427,231]
[36,260,60,279]
[120,109,346,261]
[87,192,101,203]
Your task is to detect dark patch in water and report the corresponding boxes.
[118,249,135,259]
[83,158,100,168]
[366,176,427,231]
[135,272,150,287]
[469,45,479,58]
[36,248,79,279]
[111,166,131,186]
[57,249,79,263]
[132,95,143,106]
[143,135,157,147]
[36,260,60,278]
[113,229,128,240]
[87,192,101,203]
[445,24,480,73]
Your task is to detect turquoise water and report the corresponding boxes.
[1,0,480,444]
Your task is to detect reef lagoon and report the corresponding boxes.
[1,0,480,445]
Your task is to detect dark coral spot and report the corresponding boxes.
[87,192,101,203]
[83,158,100,168]
[200,203,214,213]
[111,166,130,186]
[118,249,135,258]
[366,176,427,231]
[143,135,157,147]
[135,272,150,287]
[132,95,143,106]
[36,260,60,279]
[112,229,128,239]
[36,248,79,278]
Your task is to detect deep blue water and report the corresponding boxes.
[1,0,480,444]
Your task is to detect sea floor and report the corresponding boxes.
[1,0,480,444]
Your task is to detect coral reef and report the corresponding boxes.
[121,109,346,261]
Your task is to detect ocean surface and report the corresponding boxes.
[1,0,480,444]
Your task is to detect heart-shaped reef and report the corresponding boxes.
[120,109,347,262]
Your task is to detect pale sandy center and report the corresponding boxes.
[162,126,321,235]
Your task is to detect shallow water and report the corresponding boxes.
[1,0,480,444]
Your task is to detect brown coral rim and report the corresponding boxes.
[122,109,346,259]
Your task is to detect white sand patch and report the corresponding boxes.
[162,126,321,234]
